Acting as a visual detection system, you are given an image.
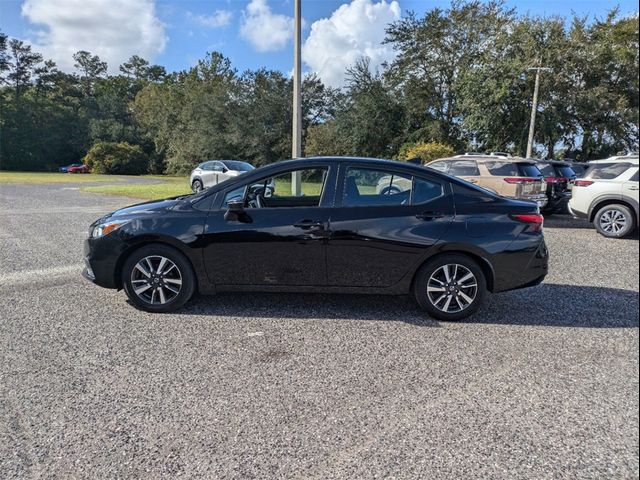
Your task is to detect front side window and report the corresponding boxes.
[343,168,442,207]
[222,161,254,172]
[449,160,480,176]
[224,167,328,209]
[586,163,633,180]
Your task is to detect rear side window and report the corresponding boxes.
[343,168,443,207]
[585,163,632,180]
[485,161,520,176]
[427,161,450,173]
[449,160,480,176]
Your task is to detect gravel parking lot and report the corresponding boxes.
[1,182,638,479]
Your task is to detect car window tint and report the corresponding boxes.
[223,161,254,172]
[449,160,480,176]
[485,161,519,176]
[518,164,543,177]
[585,163,632,180]
[223,185,246,204]
[427,161,449,173]
[557,166,576,178]
[412,178,444,204]
[211,162,224,172]
[629,170,639,182]
[234,168,328,209]
[344,168,412,207]
[537,163,555,176]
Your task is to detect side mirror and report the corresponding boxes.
[224,199,251,223]
[222,167,229,173]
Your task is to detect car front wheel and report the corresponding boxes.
[413,254,487,321]
[594,204,635,238]
[192,179,203,193]
[122,244,196,312]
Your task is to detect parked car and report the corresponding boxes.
[534,160,577,214]
[59,163,83,173]
[84,157,548,321]
[565,160,589,178]
[426,154,548,208]
[190,160,255,192]
[568,155,639,238]
[67,164,90,174]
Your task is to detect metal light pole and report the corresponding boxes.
[526,67,552,158]
[291,0,302,195]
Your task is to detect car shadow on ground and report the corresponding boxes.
[175,283,638,329]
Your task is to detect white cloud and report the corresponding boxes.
[240,0,293,52]
[302,0,401,88]
[187,9,233,29]
[21,0,167,73]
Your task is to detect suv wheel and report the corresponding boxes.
[413,254,487,321]
[594,204,635,238]
[122,244,196,312]
[192,179,203,193]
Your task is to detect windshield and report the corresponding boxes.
[222,161,254,172]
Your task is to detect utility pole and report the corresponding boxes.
[526,67,552,158]
[291,0,302,195]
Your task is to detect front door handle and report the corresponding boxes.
[293,220,325,230]
[416,211,446,221]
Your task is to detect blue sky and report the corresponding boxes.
[1,0,637,86]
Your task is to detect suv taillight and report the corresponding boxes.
[573,180,594,187]
[545,176,568,183]
[504,177,540,184]
[510,213,544,232]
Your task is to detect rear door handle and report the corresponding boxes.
[293,220,325,230]
[416,211,446,221]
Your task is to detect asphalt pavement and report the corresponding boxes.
[0,182,638,479]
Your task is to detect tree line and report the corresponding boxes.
[0,1,638,174]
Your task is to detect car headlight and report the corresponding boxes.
[91,220,130,238]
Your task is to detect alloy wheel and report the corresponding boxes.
[599,209,627,235]
[130,255,182,305]
[427,264,478,313]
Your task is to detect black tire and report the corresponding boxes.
[192,179,203,193]
[413,254,487,321]
[122,244,196,313]
[593,204,636,238]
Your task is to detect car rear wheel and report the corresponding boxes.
[413,254,487,321]
[122,244,196,312]
[192,179,203,193]
[594,204,635,238]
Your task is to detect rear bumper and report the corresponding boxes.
[567,203,589,220]
[493,237,549,293]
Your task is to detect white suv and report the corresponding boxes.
[568,155,639,238]
[190,160,255,192]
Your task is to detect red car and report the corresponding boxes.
[67,164,90,174]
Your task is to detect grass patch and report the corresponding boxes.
[0,171,128,184]
[80,177,190,200]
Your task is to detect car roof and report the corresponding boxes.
[435,155,536,164]
[589,155,639,165]
[534,159,573,166]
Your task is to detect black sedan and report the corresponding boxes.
[83,157,548,321]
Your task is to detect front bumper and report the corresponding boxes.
[83,234,126,289]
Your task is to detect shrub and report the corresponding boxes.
[83,141,149,175]
[397,141,455,164]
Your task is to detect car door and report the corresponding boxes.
[326,165,454,288]
[202,164,335,287]
[199,162,218,188]
[212,161,230,184]
[623,168,639,204]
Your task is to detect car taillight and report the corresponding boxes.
[544,176,568,183]
[510,213,544,232]
[573,180,594,187]
[504,177,540,184]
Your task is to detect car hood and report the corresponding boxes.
[107,198,179,220]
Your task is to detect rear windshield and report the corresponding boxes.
[222,161,254,172]
[537,163,555,177]
[585,163,631,180]
[486,161,542,177]
[557,166,576,178]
